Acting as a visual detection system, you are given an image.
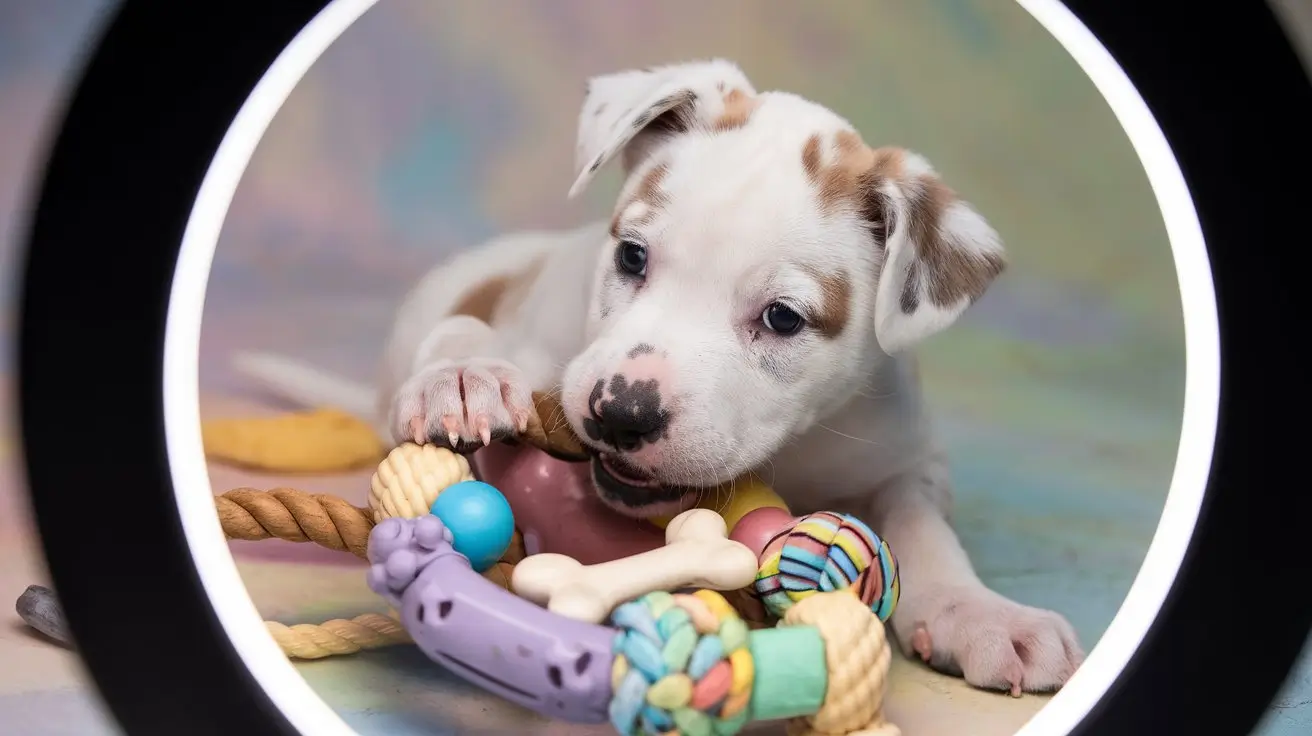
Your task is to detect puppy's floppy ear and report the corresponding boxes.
[868,151,1006,354]
[569,59,756,198]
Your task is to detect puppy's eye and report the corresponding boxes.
[762,302,805,335]
[615,239,648,277]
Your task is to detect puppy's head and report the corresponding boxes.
[559,60,1005,517]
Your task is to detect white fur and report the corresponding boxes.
[233,59,1082,694]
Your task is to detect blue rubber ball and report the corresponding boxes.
[429,480,515,573]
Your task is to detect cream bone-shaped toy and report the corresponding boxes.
[510,508,760,624]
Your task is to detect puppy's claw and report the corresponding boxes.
[409,417,425,445]
[476,417,492,447]
[1007,660,1025,698]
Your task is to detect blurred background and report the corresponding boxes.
[0,1,1308,735]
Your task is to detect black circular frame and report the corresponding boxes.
[16,1,1312,734]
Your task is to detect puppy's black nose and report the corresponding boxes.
[582,376,670,451]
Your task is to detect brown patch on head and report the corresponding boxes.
[452,259,544,327]
[801,132,904,242]
[903,176,1006,307]
[636,162,670,206]
[801,266,853,338]
[611,162,670,236]
[713,88,759,131]
[452,277,509,324]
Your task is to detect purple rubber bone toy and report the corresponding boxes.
[366,515,615,723]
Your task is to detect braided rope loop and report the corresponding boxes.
[609,590,755,736]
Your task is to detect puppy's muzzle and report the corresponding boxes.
[581,374,672,451]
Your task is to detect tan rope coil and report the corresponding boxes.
[782,591,901,736]
[218,487,375,559]
[265,613,411,660]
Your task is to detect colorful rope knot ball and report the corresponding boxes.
[609,590,755,736]
[754,511,900,622]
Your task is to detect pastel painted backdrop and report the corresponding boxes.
[209,0,1187,680]
[0,1,1308,735]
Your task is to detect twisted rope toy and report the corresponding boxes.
[218,487,375,560]
[199,392,584,657]
[265,613,410,659]
[17,487,524,659]
[219,486,534,658]
[220,488,413,658]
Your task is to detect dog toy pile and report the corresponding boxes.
[367,478,901,736]
[16,390,903,735]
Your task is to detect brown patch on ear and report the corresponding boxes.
[713,88,758,131]
[802,266,853,338]
[903,175,1006,307]
[611,162,670,235]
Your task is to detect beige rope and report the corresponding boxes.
[266,613,411,660]
[782,591,901,736]
[215,485,529,660]
[218,486,375,559]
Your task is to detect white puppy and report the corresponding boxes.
[235,59,1083,695]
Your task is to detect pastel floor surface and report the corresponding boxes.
[4,390,1312,735]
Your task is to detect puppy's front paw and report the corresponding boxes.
[895,585,1084,695]
[389,358,534,452]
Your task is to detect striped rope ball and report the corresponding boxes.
[754,511,900,622]
[608,590,755,736]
